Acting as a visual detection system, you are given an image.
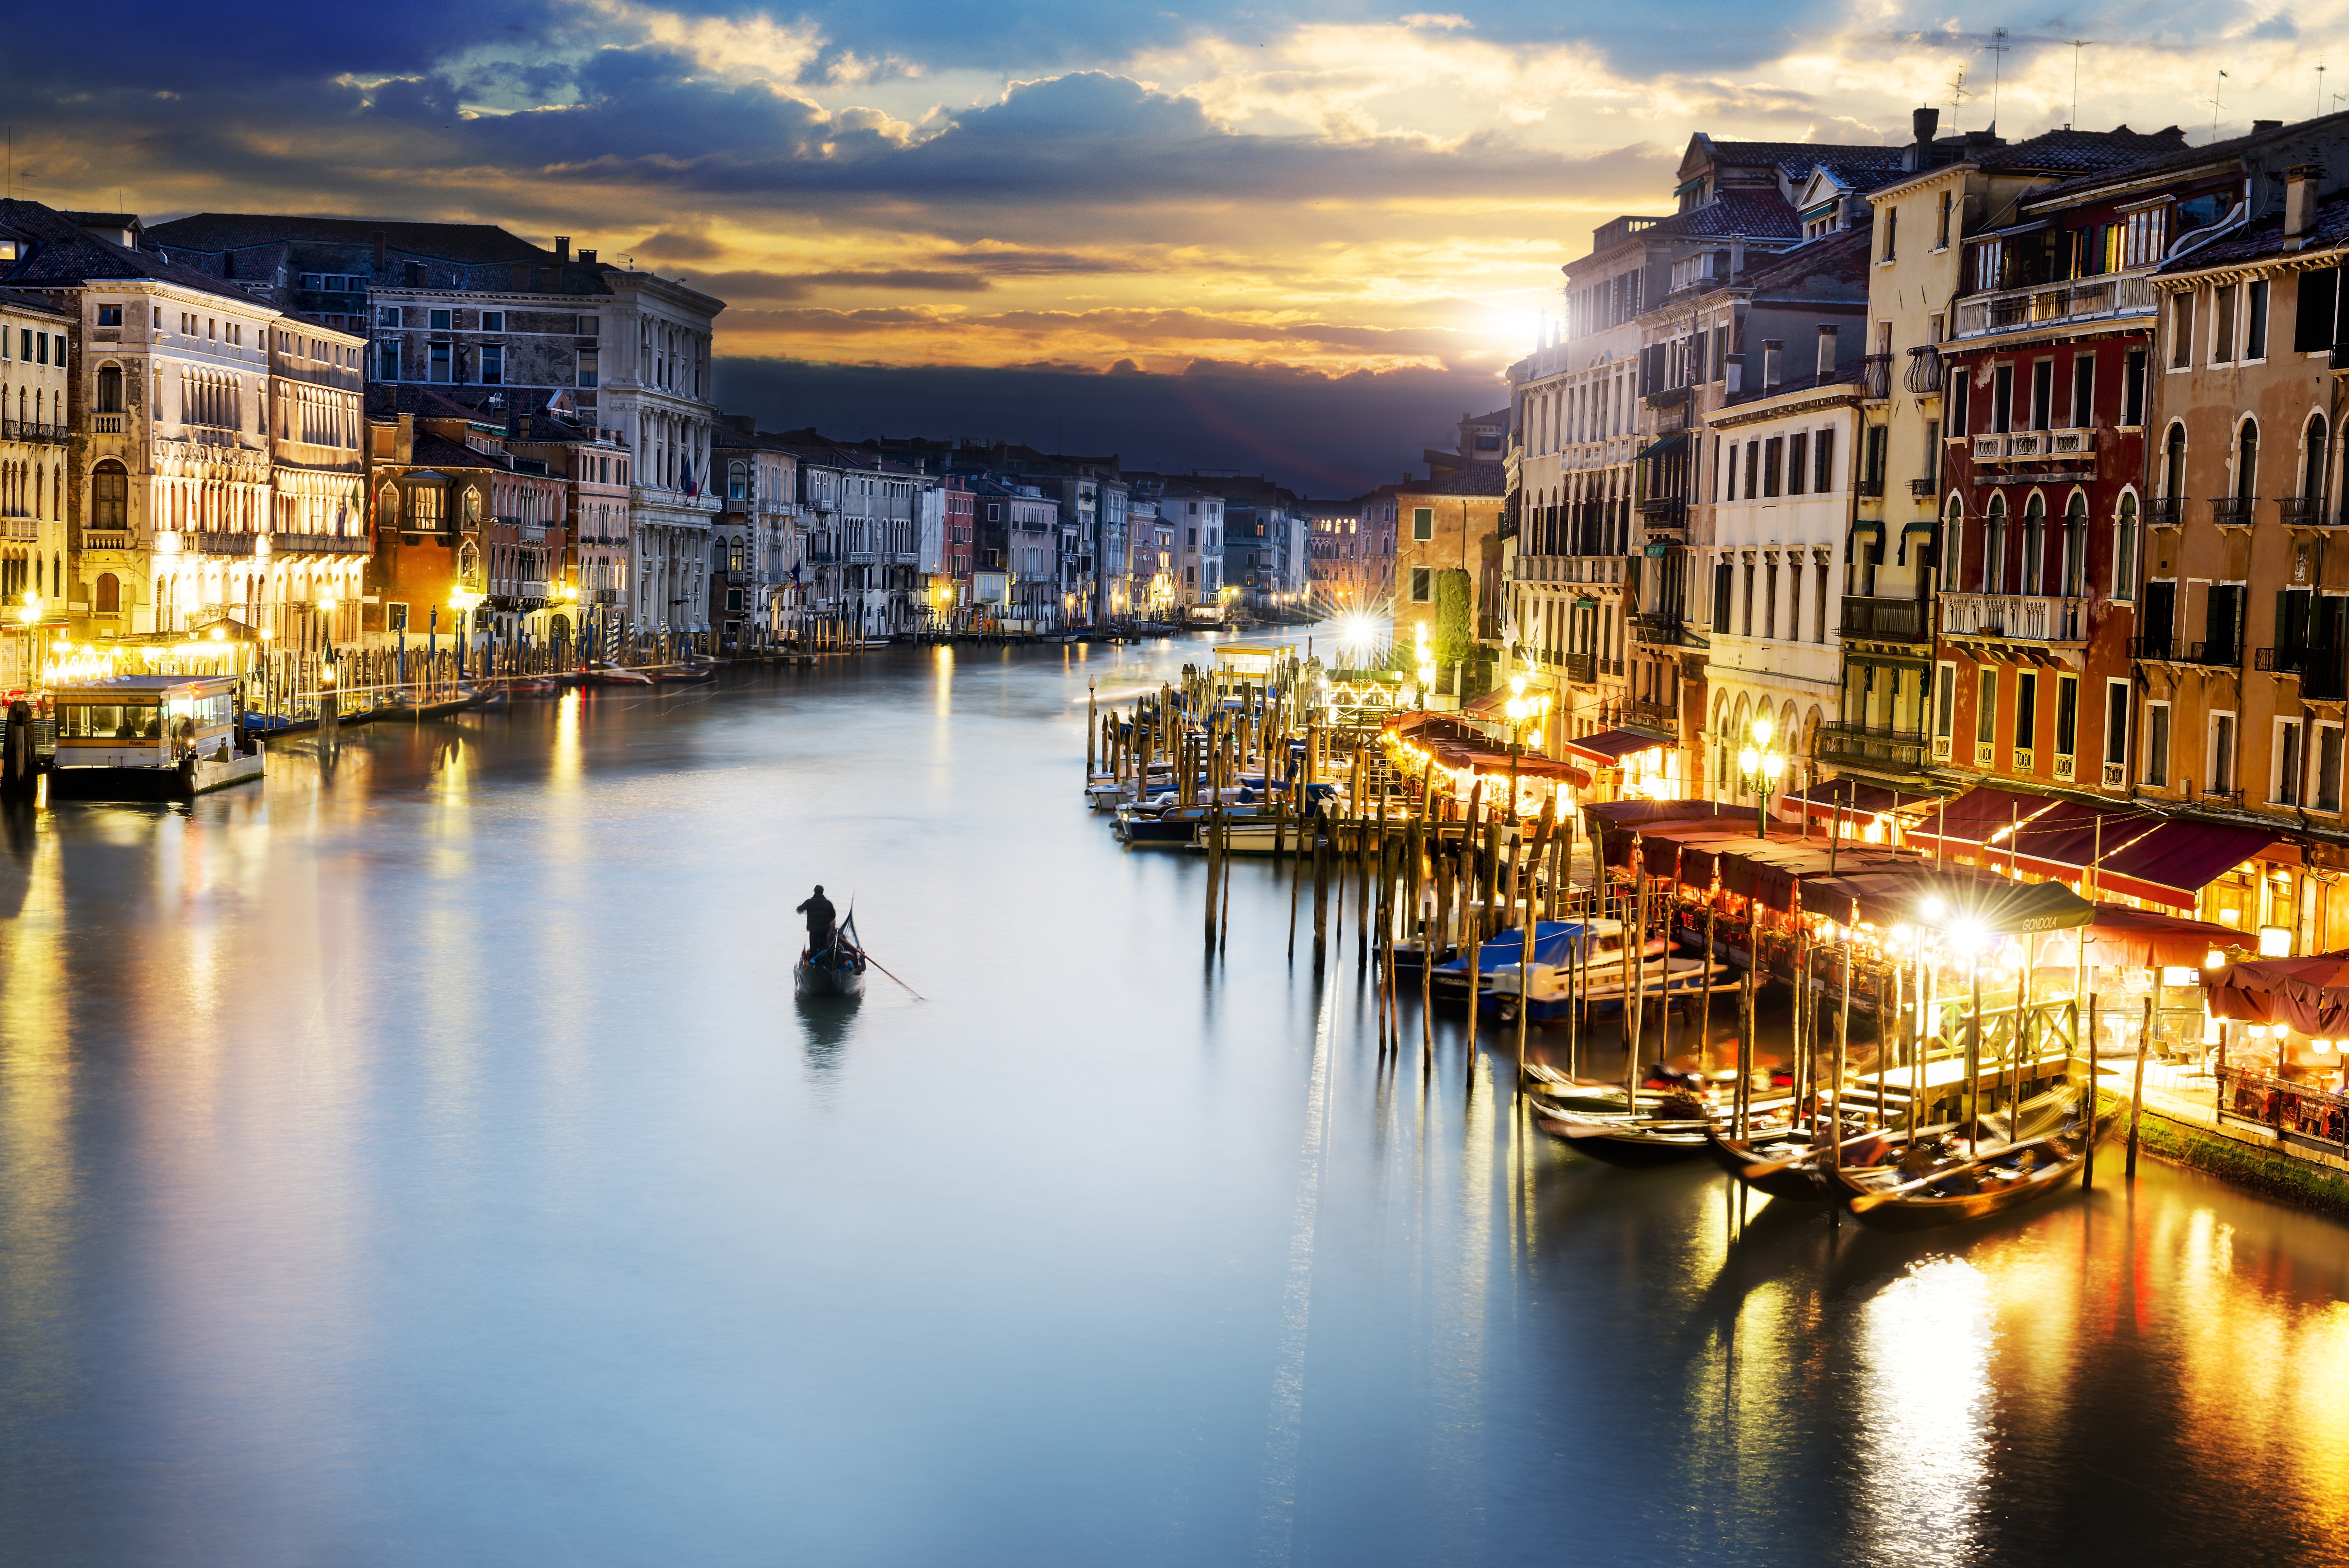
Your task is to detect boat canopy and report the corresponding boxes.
[1433,921,1585,973]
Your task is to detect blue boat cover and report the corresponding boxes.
[1434,920,1585,974]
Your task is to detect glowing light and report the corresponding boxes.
[2259,926,2293,957]
[1751,713,1774,747]
[1948,920,1989,956]
[2204,948,2226,970]
[17,595,43,626]
[1921,895,1946,921]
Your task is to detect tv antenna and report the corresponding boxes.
[2209,69,2229,143]
[2070,40,2089,129]
[1989,28,2008,129]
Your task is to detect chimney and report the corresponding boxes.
[1816,324,1839,378]
[579,248,597,266]
[1762,339,1784,390]
[2254,119,2284,134]
[2286,164,2325,244]
[374,230,387,269]
[554,236,571,264]
[1729,236,1746,278]
[1913,105,1940,147]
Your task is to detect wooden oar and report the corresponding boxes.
[863,953,926,1001]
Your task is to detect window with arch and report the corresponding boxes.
[2062,491,2088,597]
[1984,492,2008,593]
[96,363,123,415]
[2236,417,2260,501]
[727,460,749,501]
[2162,422,2187,499]
[91,460,128,528]
[2022,492,2047,595]
[1942,495,1964,592]
[2114,492,2139,601]
[2306,413,2331,508]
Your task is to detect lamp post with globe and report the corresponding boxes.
[1736,711,1785,840]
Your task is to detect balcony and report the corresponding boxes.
[83,529,131,551]
[1632,612,1691,646]
[1636,496,1686,528]
[2211,496,2256,529]
[1952,272,2156,339]
[190,531,256,556]
[1858,355,1893,400]
[2257,645,2349,700]
[2148,496,2186,528]
[90,414,125,436]
[1940,591,2086,645]
[520,580,552,600]
[2130,637,2242,669]
[1514,554,1625,585]
[1814,721,1931,774]
[1904,346,1943,394]
[1857,477,1885,498]
[1908,478,1940,496]
[520,524,548,544]
[1643,385,1691,411]
[2277,497,2333,527]
[1563,652,1596,683]
[270,532,370,555]
[1,419,67,445]
[1839,595,1930,643]
[1625,697,1678,733]
[3,517,34,542]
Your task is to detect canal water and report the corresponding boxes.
[1,639,2344,1567]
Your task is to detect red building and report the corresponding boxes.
[1933,168,2164,796]
[942,475,974,618]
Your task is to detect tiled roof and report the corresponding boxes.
[1740,224,1873,291]
[0,199,264,304]
[1647,188,1803,240]
[2157,192,2349,272]
[145,213,551,266]
[403,432,511,473]
[1982,125,2190,176]
[2031,111,2349,202]
[1705,141,1908,185]
[1403,462,1507,498]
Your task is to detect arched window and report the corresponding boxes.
[2063,491,2089,597]
[92,460,128,529]
[2114,492,2139,602]
[2021,492,2047,595]
[2237,417,2260,502]
[711,536,729,572]
[96,364,123,415]
[95,573,120,615]
[2163,422,2187,500]
[2306,414,2331,510]
[727,460,749,501]
[1984,492,2008,593]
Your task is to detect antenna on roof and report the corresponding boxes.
[2070,40,2089,130]
[2209,68,2229,143]
[1989,28,2008,131]
[1949,66,1968,120]
[2320,59,2329,119]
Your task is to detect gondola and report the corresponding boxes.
[1707,1122,1897,1201]
[795,912,868,999]
[1532,1099,1722,1165]
[1826,1094,2115,1232]
[584,662,656,686]
[654,663,719,685]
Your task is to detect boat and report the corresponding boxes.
[584,663,656,686]
[795,912,868,999]
[653,663,719,685]
[504,676,560,696]
[384,686,488,720]
[1531,1098,1722,1165]
[1826,1091,2114,1231]
[44,675,264,801]
[1707,1121,1898,1201]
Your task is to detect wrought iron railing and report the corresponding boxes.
[1904,345,1943,393]
[2219,1066,2349,1151]
[1839,595,1930,641]
[2130,637,2241,668]
[2148,496,2186,526]
[1909,477,1939,496]
[2211,496,2256,527]
[2277,496,2330,526]
[1814,721,1930,772]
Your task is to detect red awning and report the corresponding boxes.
[1460,688,1510,716]
[2207,952,2349,1035]
[1905,785,2058,852]
[2092,820,2280,911]
[1562,726,1674,764]
[1784,782,1945,826]
[2028,905,2255,970]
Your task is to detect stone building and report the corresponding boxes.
[0,287,73,676]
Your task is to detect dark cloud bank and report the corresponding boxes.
[711,357,1500,497]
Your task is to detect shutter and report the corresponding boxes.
[2295,267,2339,354]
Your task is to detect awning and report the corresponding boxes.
[1993,800,2158,879]
[1902,515,1940,535]
[1805,868,2094,933]
[1563,726,1675,765]
[1635,431,1688,462]
[1460,688,1510,716]
[2207,952,2349,1035]
[1906,786,2057,853]
[2030,905,2254,971]
[1583,799,1745,829]
[1851,519,1883,542]
[1782,782,1943,827]
[2093,820,2282,911]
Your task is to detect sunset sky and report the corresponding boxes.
[13,1,2334,490]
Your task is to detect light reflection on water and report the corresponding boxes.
[0,642,2344,1565]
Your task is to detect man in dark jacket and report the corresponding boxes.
[797,885,837,953]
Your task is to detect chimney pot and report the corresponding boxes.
[1912,106,1941,147]
[579,248,597,265]
[555,236,571,263]
[1816,324,1839,378]
[1762,339,1784,389]
[2255,119,2284,134]
[2287,164,2326,240]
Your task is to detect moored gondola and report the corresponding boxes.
[795,912,868,999]
[1826,1094,2115,1231]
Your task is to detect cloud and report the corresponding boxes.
[688,267,994,302]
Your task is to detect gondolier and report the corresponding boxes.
[798,885,837,953]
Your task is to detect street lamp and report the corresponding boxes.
[1736,711,1785,839]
